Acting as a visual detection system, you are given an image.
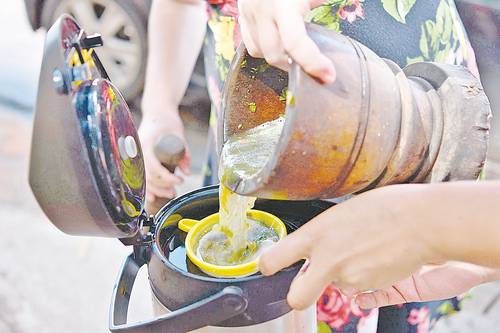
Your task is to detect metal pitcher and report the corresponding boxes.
[219,24,491,200]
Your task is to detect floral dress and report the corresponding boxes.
[202,1,476,332]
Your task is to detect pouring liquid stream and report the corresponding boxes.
[196,118,285,266]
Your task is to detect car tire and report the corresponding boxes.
[40,0,148,101]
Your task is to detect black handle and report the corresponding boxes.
[146,134,186,214]
[154,134,186,173]
[109,254,248,333]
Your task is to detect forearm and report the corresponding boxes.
[392,181,500,269]
[142,0,207,119]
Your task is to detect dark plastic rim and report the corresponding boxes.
[150,185,299,283]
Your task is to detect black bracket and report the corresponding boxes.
[119,213,154,266]
[119,213,154,246]
[81,33,104,49]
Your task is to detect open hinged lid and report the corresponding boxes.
[29,15,146,238]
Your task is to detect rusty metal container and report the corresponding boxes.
[219,23,491,200]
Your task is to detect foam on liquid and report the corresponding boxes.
[196,118,285,266]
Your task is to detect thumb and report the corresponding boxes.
[259,229,311,276]
[287,261,330,310]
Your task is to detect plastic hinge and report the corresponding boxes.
[119,213,154,246]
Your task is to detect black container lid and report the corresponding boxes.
[29,15,145,238]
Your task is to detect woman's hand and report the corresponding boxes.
[259,185,441,310]
[238,0,336,83]
[138,111,191,202]
[355,262,500,309]
[259,181,500,310]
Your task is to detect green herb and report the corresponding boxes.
[286,92,295,106]
[250,63,270,74]
[248,102,257,113]
[279,88,288,102]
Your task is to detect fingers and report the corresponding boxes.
[287,261,331,310]
[146,158,183,187]
[147,183,176,200]
[137,114,188,203]
[239,16,262,58]
[355,262,494,309]
[259,227,312,276]
[238,0,334,83]
[355,287,407,309]
[178,160,191,176]
[178,149,192,175]
[145,157,181,200]
[340,287,360,298]
[256,17,289,71]
[238,0,262,58]
[275,12,336,83]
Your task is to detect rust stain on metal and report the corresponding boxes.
[462,83,483,97]
[219,26,491,200]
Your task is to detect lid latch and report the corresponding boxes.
[119,213,154,246]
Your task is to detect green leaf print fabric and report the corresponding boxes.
[407,0,461,64]
[202,1,479,332]
[382,0,417,23]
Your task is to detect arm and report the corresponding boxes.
[259,181,500,309]
[143,0,206,117]
[423,180,500,268]
[139,0,207,200]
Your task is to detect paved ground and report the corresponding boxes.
[1,1,500,333]
[3,107,500,333]
[0,105,204,333]
[0,3,205,332]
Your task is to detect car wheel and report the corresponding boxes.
[41,0,148,101]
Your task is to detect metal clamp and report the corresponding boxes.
[109,254,248,333]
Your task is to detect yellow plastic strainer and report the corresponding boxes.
[178,210,287,278]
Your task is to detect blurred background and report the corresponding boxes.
[0,0,499,332]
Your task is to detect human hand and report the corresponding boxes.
[259,185,441,310]
[138,112,191,202]
[355,262,500,308]
[238,0,336,83]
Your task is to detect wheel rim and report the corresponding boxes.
[53,0,143,95]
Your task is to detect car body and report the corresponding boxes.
[23,0,151,31]
[22,0,208,120]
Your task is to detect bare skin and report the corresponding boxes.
[238,2,500,308]
[139,0,206,201]
[238,0,336,83]
[259,181,500,310]
[355,262,500,309]
[143,0,500,311]
[141,0,334,199]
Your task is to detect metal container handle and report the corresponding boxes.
[109,254,248,333]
